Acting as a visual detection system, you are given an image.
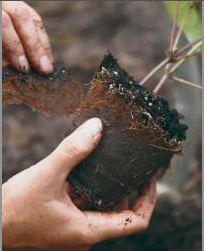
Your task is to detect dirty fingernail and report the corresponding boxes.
[87,118,103,137]
[39,55,53,74]
[18,55,29,72]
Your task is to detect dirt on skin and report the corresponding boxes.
[3,2,201,251]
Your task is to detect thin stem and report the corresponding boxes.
[176,37,202,56]
[153,74,168,94]
[139,58,169,86]
[169,1,180,51]
[172,3,191,51]
[139,1,201,93]
[169,40,202,74]
[170,76,202,90]
[153,41,202,93]
[176,51,202,61]
[139,39,202,87]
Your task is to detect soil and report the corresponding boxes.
[2,2,201,251]
[67,53,184,210]
[2,64,82,117]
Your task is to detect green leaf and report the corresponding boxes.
[163,1,202,51]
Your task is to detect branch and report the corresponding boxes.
[140,2,201,93]
[172,2,191,51]
[176,51,202,61]
[153,41,202,94]
[170,76,202,90]
[169,1,179,51]
[153,74,168,94]
[138,58,169,86]
[176,37,202,56]
[169,40,202,74]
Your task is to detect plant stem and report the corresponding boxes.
[140,2,201,93]
[169,40,202,74]
[153,74,168,94]
[157,0,179,92]
[170,76,202,90]
[139,58,169,86]
[139,39,202,87]
[176,37,202,56]
[172,3,191,51]
[176,51,202,60]
[169,1,179,51]
[153,41,202,94]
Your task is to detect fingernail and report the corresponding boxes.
[65,118,102,154]
[39,55,53,74]
[18,55,29,72]
[81,118,103,138]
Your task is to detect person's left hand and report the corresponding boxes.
[2,118,157,251]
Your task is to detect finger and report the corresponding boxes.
[39,118,103,180]
[132,176,157,222]
[3,1,53,74]
[29,8,53,62]
[114,197,128,212]
[84,177,157,242]
[2,10,29,72]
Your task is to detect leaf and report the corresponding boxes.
[163,1,202,51]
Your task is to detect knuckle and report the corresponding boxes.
[65,139,90,157]
[29,8,44,27]
[33,14,42,24]
[14,7,31,21]
[70,143,89,157]
[2,12,11,28]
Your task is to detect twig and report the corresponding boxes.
[176,37,202,56]
[153,43,202,94]
[172,3,191,51]
[169,1,180,51]
[153,41,202,93]
[160,1,179,89]
[139,58,169,86]
[153,74,168,94]
[139,2,201,93]
[139,40,202,88]
[169,40,202,74]
[176,51,202,61]
[139,39,202,87]
[170,76,202,90]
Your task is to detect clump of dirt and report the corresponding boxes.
[2,64,82,117]
[2,62,69,83]
[67,53,187,210]
[98,53,188,142]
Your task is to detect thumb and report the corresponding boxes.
[39,117,103,180]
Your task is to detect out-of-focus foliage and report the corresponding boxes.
[163,1,202,51]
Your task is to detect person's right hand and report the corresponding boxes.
[2,118,157,251]
[2,1,53,74]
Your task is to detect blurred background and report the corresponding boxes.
[2,2,202,251]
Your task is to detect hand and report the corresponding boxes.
[2,118,157,251]
[2,1,53,74]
